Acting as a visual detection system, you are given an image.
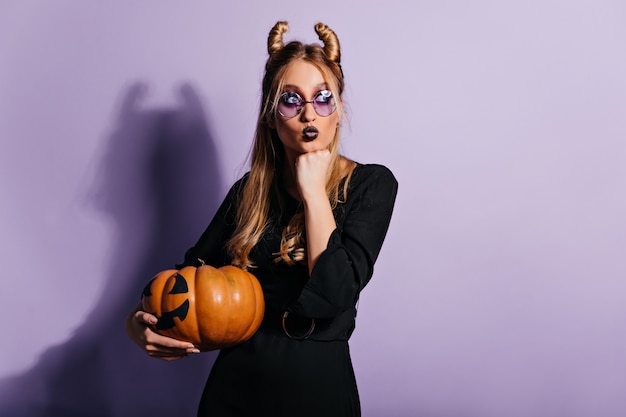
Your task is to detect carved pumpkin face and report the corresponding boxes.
[142,271,190,331]
[141,265,265,351]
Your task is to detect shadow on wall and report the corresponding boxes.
[0,83,223,417]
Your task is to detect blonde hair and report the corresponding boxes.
[227,21,355,270]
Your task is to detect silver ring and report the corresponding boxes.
[281,311,315,340]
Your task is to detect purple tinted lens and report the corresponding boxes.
[313,91,336,117]
[277,92,301,118]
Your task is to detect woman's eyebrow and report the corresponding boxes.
[283,82,328,91]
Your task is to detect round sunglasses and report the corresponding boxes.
[276,90,337,119]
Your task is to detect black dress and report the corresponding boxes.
[177,163,398,417]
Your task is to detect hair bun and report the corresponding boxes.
[268,21,289,57]
[314,22,341,64]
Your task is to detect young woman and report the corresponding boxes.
[126,21,398,416]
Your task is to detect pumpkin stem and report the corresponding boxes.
[197,258,206,266]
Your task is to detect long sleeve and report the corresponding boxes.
[287,164,398,319]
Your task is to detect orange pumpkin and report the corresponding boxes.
[141,264,265,351]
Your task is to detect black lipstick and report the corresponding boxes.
[302,126,319,141]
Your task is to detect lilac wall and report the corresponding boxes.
[1,1,625,416]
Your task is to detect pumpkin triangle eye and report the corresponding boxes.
[142,278,156,297]
[168,273,189,294]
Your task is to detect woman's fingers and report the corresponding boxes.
[295,149,332,199]
[143,331,200,360]
[145,330,197,350]
[127,307,200,361]
[134,309,158,326]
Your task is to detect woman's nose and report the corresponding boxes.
[299,101,317,122]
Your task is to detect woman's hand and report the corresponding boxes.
[125,303,199,361]
[294,149,332,202]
